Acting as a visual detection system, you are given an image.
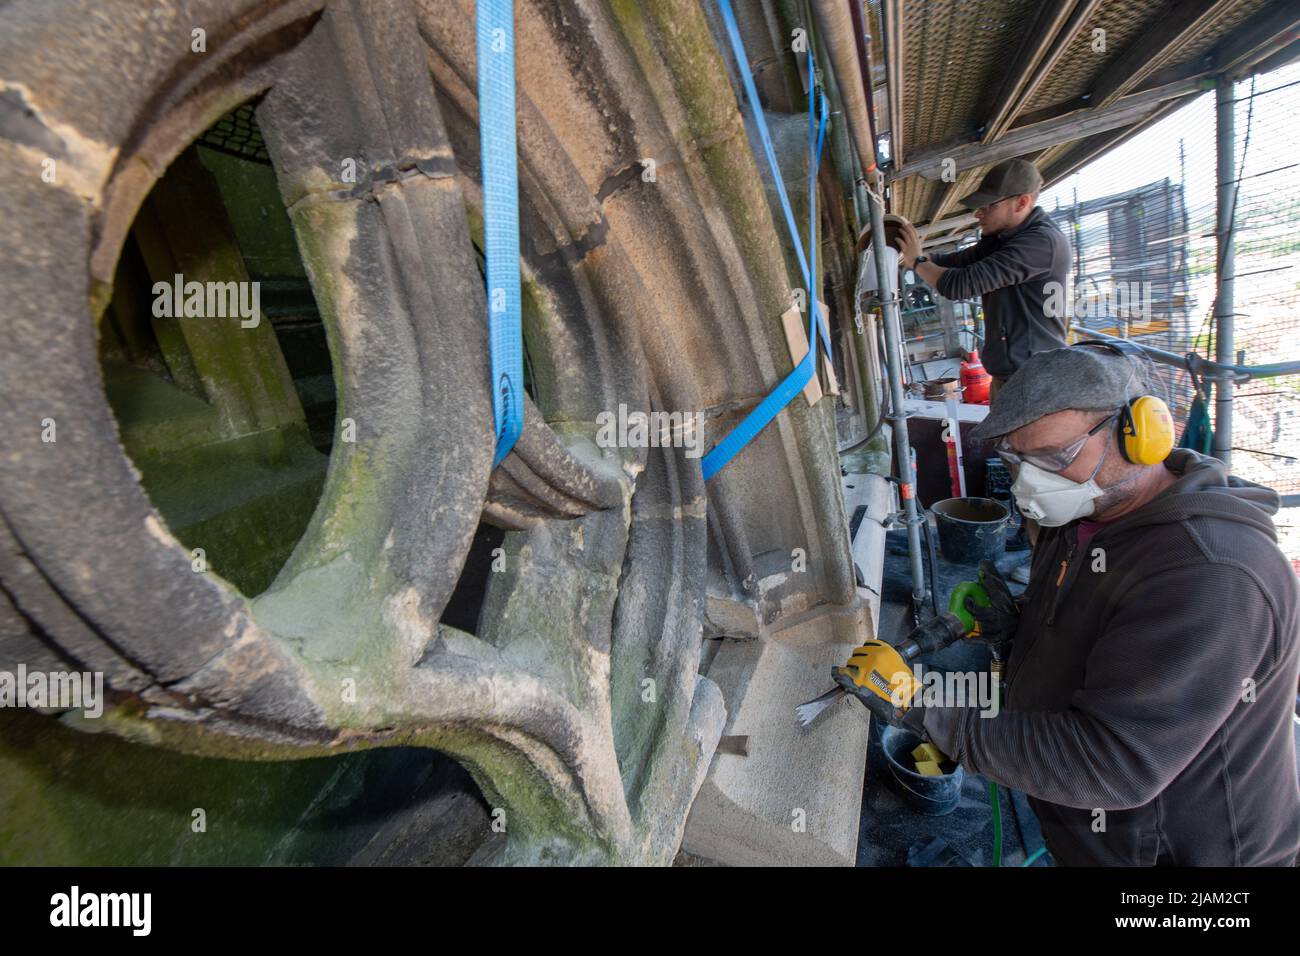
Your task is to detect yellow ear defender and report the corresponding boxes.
[1079,341,1176,465]
[1118,394,1175,465]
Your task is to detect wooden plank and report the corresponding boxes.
[781,303,839,403]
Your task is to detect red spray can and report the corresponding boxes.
[960,350,991,405]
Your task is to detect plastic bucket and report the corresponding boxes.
[880,725,964,816]
[931,497,1008,564]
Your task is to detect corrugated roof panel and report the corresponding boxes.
[1020,0,1170,112]
[902,0,1038,150]
[872,0,1296,227]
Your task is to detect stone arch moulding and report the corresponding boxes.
[0,0,857,864]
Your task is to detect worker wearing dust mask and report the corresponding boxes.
[869,343,1300,866]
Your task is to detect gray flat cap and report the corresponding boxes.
[969,345,1151,441]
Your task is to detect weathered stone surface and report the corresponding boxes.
[682,615,871,867]
[683,472,891,866]
[0,0,867,866]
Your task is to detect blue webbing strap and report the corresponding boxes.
[478,0,524,466]
[702,0,829,481]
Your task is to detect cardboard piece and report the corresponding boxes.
[781,303,839,405]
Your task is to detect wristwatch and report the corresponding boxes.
[913,254,929,265]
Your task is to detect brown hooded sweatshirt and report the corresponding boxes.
[922,449,1300,865]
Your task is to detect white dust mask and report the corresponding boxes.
[1012,442,1111,527]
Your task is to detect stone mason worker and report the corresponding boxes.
[896,157,1071,400]
[873,344,1300,866]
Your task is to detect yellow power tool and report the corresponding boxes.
[794,580,989,727]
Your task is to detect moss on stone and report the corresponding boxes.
[0,708,398,865]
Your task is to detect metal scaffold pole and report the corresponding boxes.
[1213,72,1236,471]
[865,187,926,611]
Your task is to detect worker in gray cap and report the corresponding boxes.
[896,158,1071,400]
[898,157,1071,554]
[878,342,1300,865]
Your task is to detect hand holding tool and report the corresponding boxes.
[828,639,927,734]
[795,600,975,729]
[958,559,1020,652]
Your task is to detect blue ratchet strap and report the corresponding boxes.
[702,0,830,481]
[477,0,524,466]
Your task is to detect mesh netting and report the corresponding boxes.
[1039,61,1300,561]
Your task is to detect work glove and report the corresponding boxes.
[964,559,1021,653]
[833,641,930,739]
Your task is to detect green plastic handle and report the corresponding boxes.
[948,580,990,634]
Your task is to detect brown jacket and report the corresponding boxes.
[924,450,1300,865]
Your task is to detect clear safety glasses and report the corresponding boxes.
[995,411,1118,473]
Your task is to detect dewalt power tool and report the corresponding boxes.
[794,578,992,728]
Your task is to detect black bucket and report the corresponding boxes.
[880,725,964,816]
[931,497,1008,564]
